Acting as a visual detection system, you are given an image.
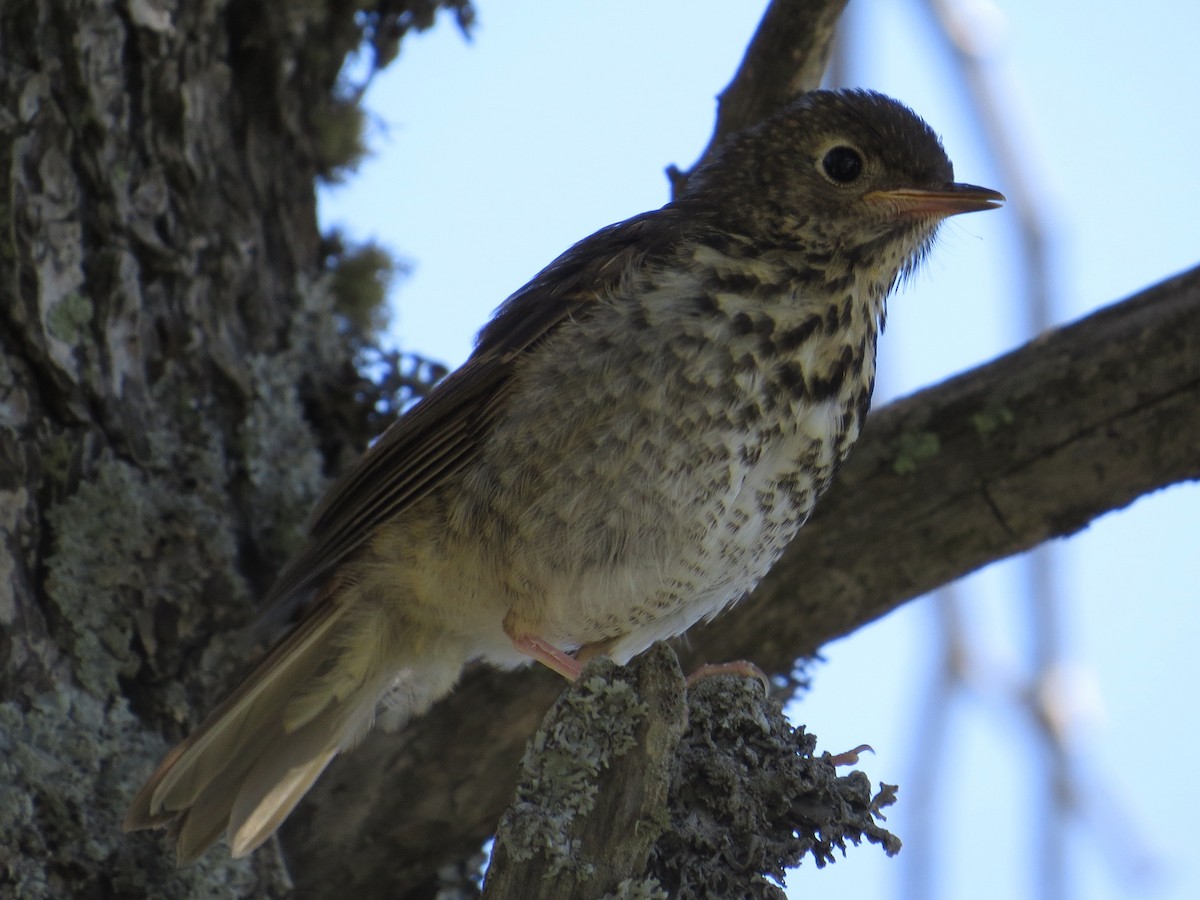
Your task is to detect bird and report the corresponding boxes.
[124,89,1003,862]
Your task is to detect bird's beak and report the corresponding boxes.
[863,183,1005,217]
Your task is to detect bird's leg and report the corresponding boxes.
[509,633,583,681]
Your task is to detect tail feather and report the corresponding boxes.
[228,749,336,858]
[226,683,381,858]
[125,597,373,861]
[126,587,468,862]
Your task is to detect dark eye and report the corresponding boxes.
[821,146,863,184]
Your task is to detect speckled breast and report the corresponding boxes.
[458,244,884,660]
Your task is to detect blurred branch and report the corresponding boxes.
[285,264,1200,896]
[910,1,1069,896]
[903,588,966,900]
[925,0,1054,334]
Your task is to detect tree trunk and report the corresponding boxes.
[0,1,462,895]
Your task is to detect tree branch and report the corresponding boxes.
[284,265,1200,895]
[481,646,899,900]
[481,647,686,900]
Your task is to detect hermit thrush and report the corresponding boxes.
[125,89,1003,861]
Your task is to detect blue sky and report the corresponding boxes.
[320,3,1200,897]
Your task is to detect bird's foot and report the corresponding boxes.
[686,659,770,693]
[827,743,874,766]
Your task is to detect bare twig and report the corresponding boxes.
[902,2,1156,896]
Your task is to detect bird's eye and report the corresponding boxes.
[821,146,864,184]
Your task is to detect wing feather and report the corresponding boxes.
[264,205,699,615]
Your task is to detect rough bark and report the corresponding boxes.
[481,646,899,900]
[481,646,688,900]
[0,1,465,897]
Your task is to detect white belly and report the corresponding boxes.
[515,399,844,663]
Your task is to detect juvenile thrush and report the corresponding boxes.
[125,89,1003,861]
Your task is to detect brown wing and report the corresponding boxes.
[263,206,696,613]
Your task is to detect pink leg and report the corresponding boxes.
[511,634,583,681]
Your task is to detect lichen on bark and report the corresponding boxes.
[0,1,473,896]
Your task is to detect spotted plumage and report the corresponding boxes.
[125,89,1002,862]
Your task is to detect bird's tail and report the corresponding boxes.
[124,594,456,863]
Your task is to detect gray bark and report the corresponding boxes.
[481,645,899,900]
[0,0,463,896]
